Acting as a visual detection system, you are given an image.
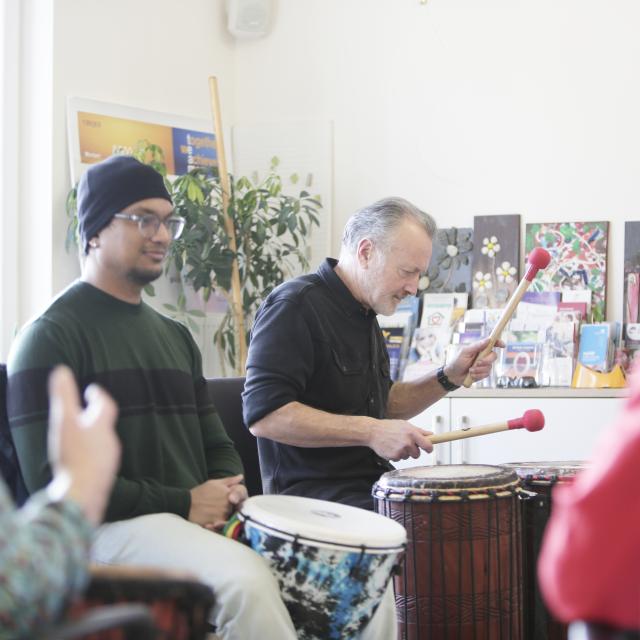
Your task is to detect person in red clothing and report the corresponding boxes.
[537,366,640,631]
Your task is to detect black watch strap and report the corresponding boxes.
[437,366,460,392]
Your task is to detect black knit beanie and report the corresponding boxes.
[77,155,172,253]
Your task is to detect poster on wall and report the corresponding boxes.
[525,221,609,322]
[67,97,218,184]
[471,214,521,309]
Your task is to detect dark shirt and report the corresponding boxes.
[242,258,394,510]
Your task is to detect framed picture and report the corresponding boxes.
[471,214,521,308]
[421,227,473,294]
[67,97,217,184]
[525,221,609,322]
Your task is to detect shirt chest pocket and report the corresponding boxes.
[331,348,367,376]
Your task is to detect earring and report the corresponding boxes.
[89,239,99,248]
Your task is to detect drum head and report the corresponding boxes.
[376,464,519,492]
[501,461,586,482]
[240,495,406,550]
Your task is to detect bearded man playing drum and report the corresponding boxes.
[8,156,300,640]
[243,196,499,511]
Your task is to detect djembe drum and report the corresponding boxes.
[503,461,586,640]
[373,464,524,640]
[235,494,407,640]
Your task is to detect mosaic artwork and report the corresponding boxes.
[471,215,521,308]
[419,227,473,294]
[525,221,609,322]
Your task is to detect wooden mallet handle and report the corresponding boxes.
[429,409,545,444]
[462,247,551,388]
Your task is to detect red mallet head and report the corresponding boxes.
[507,409,545,432]
[524,247,551,282]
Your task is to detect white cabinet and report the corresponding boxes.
[449,396,622,465]
[397,389,626,471]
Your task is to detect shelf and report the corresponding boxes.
[448,387,628,399]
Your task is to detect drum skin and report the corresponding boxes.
[239,494,406,640]
[374,464,524,640]
[503,461,586,640]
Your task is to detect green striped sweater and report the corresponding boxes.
[7,281,243,522]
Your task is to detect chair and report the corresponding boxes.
[66,566,215,639]
[206,376,263,496]
[42,603,157,639]
[0,364,28,506]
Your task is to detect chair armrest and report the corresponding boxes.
[41,603,156,640]
[89,563,195,582]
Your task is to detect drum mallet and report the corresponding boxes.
[462,247,551,388]
[429,409,545,444]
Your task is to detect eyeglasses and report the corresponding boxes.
[113,212,185,240]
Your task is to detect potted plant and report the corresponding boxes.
[66,143,322,376]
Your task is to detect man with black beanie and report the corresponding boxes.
[7,155,300,639]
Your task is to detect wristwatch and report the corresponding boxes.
[437,366,460,392]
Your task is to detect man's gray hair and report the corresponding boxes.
[341,197,437,253]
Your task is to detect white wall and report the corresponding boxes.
[2,0,235,362]
[6,0,639,360]
[51,0,236,294]
[233,0,640,324]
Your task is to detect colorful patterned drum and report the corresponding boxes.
[238,494,406,640]
[374,464,524,640]
[503,461,587,640]
[68,574,215,639]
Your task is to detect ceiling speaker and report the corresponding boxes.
[226,0,272,39]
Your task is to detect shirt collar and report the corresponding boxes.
[317,258,375,319]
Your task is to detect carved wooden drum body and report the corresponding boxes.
[374,464,524,640]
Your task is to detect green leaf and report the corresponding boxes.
[187,309,206,317]
[144,284,156,297]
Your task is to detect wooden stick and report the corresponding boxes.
[429,409,545,444]
[208,76,247,373]
[462,247,551,388]
[462,277,530,387]
[430,421,510,444]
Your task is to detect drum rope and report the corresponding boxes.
[509,490,518,640]
[428,499,433,639]
[374,480,521,503]
[238,513,404,552]
[436,497,448,639]
[485,492,492,640]
[467,496,478,640]
[411,500,418,640]
[457,504,463,640]
[492,489,505,640]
